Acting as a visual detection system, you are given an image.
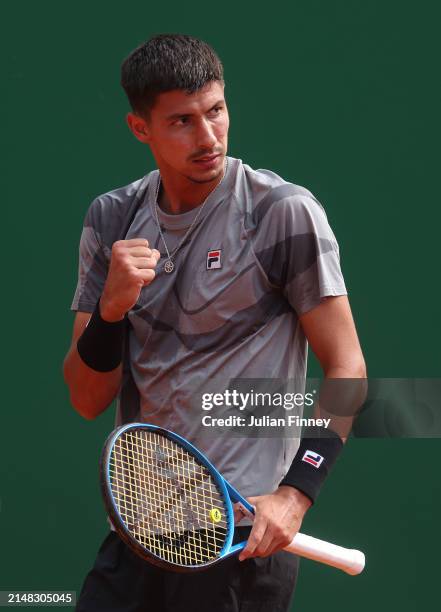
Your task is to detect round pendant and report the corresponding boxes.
[164,259,174,273]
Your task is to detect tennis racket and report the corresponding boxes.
[100,423,365,575]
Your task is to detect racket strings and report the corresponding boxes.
[109,430,229,566]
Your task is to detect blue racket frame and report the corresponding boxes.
[100,423,255,572]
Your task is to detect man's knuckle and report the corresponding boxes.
[282,538,291,549]
[281,532,292,547]
[120,259,132,272]
[127,268,139,281]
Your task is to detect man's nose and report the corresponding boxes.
[196,118,217,149]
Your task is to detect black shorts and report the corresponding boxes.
[76,528,299,612]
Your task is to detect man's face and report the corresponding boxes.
[129,80,229,184]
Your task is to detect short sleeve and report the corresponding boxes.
[70,202,109,313]
[252,194,347,316]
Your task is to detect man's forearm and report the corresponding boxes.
[318,362,367,441]
[63,347,122,419]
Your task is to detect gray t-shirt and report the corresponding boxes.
[71,157,347,497]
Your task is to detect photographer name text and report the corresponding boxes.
[201,415,331,428]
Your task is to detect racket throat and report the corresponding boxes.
[222,540,248,560]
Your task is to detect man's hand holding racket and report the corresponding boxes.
[237,487,311,561]
[100,239,161,322]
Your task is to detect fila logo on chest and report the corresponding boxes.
[207,249,222,270]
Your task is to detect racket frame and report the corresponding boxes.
[100,423,252,572]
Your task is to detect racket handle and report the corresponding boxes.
[285,532,365,575]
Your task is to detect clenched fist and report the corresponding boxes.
[100,239,160,322]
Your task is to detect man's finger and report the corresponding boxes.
[238,518,266,561]
[252,527,277,558]
[233,503,246,524]
[130,256,160,269]
[128,246,153,258]
[138,269,156,285]
[121,238,150,247]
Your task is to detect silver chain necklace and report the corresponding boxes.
[150,158,228,273]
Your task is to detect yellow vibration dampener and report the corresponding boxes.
[209,508,222,523]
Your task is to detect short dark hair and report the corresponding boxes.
[121,34,224,115]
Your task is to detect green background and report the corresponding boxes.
[1,1,440,609]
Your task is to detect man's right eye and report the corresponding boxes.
[173,116,189,126]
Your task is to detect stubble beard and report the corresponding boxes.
[184,156,227,185]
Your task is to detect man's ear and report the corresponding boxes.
[126,112,151,144]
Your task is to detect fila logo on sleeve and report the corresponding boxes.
[207,249,222,270]
[302,450,324,468]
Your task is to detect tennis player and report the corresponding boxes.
[64,34,366,612]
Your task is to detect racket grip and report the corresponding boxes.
[285,533,365,575]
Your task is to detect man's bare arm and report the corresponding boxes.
[241,295,366,560]
[63,239,160,420]
[63,311,123,420]
[299,295,366,379]
[299,295,367,440]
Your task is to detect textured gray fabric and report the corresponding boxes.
[71,157,347,498]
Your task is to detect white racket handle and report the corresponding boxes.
[284,532,365,575]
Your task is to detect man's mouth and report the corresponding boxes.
[193,153,220,162]
[192,153,222,168]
